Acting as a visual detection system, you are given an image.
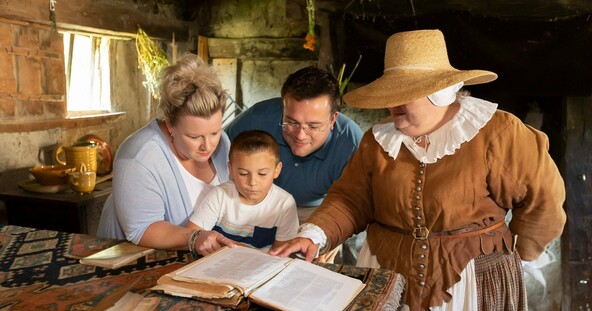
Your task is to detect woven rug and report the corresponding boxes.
[0,225,201,310]
[0,225,404,310]
[323,263,405,311]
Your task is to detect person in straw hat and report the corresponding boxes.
[270,29,566,310]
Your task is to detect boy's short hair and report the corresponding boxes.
[229,130,280,164]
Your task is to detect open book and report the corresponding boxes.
[80,242,154,269]
[151,246,366,310]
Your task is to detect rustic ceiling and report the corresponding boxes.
[165,0,592,99]
[179,0,592,19]
[313,0,592,99]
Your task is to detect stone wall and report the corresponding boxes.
[204,0,388,132]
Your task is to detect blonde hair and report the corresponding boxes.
[157,53,227,125]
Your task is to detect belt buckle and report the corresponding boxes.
[413,227,430,240]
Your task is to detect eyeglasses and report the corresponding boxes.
[280,118,332,134]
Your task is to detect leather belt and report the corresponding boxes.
[385,220,505,241]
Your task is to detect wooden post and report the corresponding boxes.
[172,32,177,64]
[562,97,592,310]
[197,35,208,63]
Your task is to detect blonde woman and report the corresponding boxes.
[98,54,236,256]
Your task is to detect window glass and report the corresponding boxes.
[62,32,111,113]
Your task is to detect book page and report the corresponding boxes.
[249,259,366,311]
[173,246,292,292]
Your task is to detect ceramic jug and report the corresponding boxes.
[54,141,98,173]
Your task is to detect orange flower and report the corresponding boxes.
[304,33,316,51]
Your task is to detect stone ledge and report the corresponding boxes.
[208,37,317,60]
[0,111,125,132]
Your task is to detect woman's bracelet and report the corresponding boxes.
[188,229,202,258]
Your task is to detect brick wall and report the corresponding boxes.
[0,20,66,122]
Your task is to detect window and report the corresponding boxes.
[62,32,111,114]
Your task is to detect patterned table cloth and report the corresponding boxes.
[0,225,403,310]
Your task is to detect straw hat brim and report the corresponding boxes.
[343,69,497,109]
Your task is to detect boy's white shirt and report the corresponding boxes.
[189,181,299,247]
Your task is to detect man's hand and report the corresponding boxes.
[269,237,319,262]
[194,230,237,256]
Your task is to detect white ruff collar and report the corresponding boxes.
[372,96,498,163]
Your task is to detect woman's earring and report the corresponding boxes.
[169,134,174,141]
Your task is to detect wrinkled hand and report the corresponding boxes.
[269,237,319,262]
[194,230,237,256]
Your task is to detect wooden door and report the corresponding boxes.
[563,98,592,310]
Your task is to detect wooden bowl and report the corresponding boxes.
[30,164,76,186]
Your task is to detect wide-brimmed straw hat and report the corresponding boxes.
[343,29,498,109]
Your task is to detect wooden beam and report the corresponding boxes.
[207,37,317,60]
[197,35,209,63]
[317,0,592,18]
[0,112,126,133]
[0,0,191,40]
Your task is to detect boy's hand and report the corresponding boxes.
[194,230,237,256]
[269,237,319,262]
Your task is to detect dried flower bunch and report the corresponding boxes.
[304,0,316,51]
[136,26,169,99]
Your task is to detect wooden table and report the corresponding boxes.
[0,224,404,310]
[0,180,111,235]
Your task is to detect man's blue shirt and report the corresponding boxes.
[225,98,363,206]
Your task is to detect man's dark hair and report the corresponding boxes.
[280,66,341,113]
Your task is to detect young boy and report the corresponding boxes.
[187,130,299,251]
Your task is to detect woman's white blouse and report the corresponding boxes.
[372,96,498,163]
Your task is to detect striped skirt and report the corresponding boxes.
[475,251,528,311]
[357,240,527,310]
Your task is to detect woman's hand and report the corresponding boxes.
[269,237,319,262]
[194,230,237,256]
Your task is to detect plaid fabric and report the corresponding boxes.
[475,251,528,311]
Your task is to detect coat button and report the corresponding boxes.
[418,273,425,278]
[419,281,426,286]
[419,264,425,269]
[420,244,428,250]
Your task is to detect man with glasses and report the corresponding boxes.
[225,66,363,263]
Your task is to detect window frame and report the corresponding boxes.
[62,31,114,116]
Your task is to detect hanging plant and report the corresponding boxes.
[136,26,169,99]
[303,0,316,51]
